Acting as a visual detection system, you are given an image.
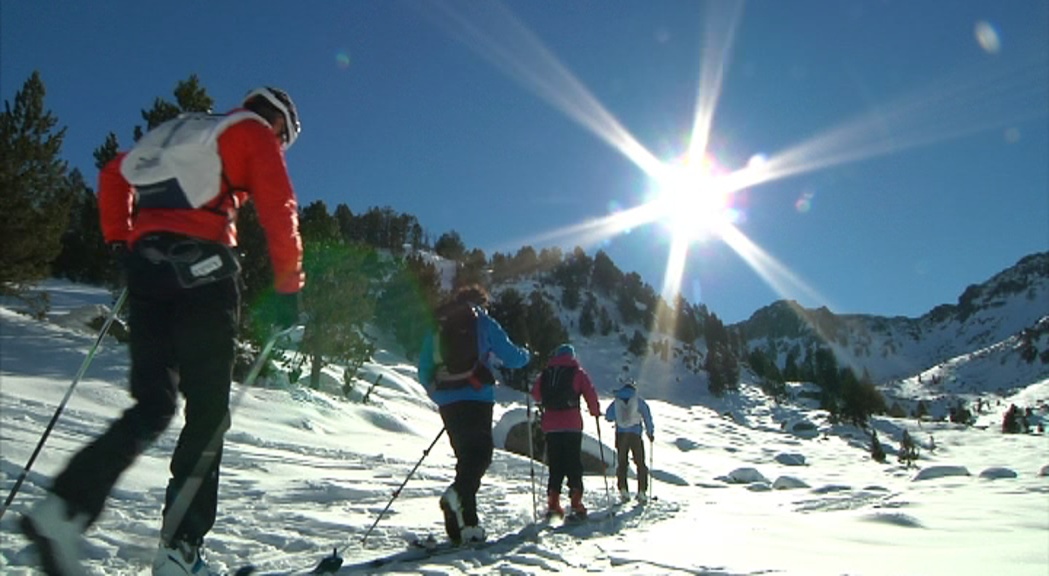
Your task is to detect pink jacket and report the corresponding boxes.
[531,354,600,433]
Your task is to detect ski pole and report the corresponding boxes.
[594,416,611,509]
[161,324,298,545]
[649,434,655,502]
[0,288,128,522]
[360,427,446,546]
[524,374,538,524]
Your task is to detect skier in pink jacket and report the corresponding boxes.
[530,344,600,518]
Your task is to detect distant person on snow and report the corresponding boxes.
[417,284,530,545]
[604,379,654,503]
[530,344,601,519]
[20,87,305,576]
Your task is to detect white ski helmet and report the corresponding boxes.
[243,86,301,149]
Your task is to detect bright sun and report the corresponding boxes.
[648,156,737,244]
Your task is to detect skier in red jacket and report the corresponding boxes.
[21,87,305,576]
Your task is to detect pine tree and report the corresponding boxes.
[334,203,356,244]
[375,254,440,360]
[870,431,886,463]
[456,248,487,288]
[511,246,539,278]
[898,430,919,466]
[297,240,376,389]
[560,282,581,310]
[490,287,528,346]
[236,203,274,338]
[552,246,592,288]
[93,132,120,171]
[578,298,596,336]
[627,330,647,357]
[134,74,213,139]
[434,230,466,261]
[299,200,341,243]
[489,252,511,283]
[591,250,622,295]
[840,370,887,426]
[537,246,563,274]
[0,71,73,290]
[673,295,700,344]
[523,291,568,360]
[51,169,111,284]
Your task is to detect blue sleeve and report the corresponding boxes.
[478,312,530,370]
[640,399,654,435]
[604,401,616,422]
[417,331,435,391]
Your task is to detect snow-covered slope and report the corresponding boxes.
[3,280,1047,575]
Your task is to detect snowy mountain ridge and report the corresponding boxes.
[733,252,1048,406]
[468,251,1049,422]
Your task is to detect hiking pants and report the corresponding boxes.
[615,432,648,493]
[439,400,494,527]
[51,241,239,545]
[545,431,584,495]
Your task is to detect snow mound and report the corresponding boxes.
[718,467,769,484]
[978,467,1018,480]
[775,452,807,466]
[773,476,809,490]
[912,465,971,481]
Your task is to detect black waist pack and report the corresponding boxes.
[136,233,241,289]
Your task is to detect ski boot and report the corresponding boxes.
[545,491,564,519]
[439,485,465,544]
[568,489,587,520]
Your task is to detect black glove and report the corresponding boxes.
[273,291,301,330]
[648,433,655,442]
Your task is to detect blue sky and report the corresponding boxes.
[4,1,1047,324]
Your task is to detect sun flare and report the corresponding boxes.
[649,156,737,245]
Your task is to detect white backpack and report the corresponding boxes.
[615,395,643,428]
[120,111,266,210]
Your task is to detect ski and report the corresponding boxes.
[341,524,541,571]
[234,502,647,575]
[347,537,484,569]
[232,547,343,576]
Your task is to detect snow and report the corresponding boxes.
[1,281,1048,575]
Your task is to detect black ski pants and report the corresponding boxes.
[615,432,648,493]
[544,431,584,495]
[438,400,493,527]
[52,241,239,545]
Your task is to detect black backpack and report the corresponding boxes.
[539,365,579,410]
[433,300,494,389]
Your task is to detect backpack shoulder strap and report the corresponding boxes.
[201,111,271,216]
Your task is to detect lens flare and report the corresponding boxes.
[795,190,815,213]
[974,21,1001,55]
[336,51,351,69]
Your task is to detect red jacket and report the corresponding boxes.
[531,355,601,433]
[99,109,304,294]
